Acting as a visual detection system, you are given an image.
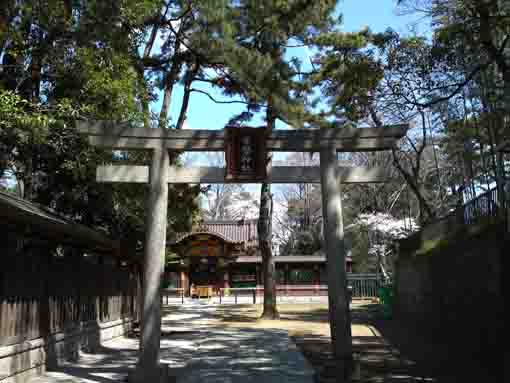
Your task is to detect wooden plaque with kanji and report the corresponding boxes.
[225,126,267,181]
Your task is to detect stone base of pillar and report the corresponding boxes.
[316,356,355,383]
[128,364,174,383]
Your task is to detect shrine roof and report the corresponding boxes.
[0,190,119,254]
[170,219,258,246]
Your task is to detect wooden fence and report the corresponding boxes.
[0,230,139,347]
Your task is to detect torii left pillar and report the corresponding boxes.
[130,147,169,382]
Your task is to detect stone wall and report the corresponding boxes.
[394,219,506,367]
[0,317,134,383]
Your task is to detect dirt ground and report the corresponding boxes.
[212,302,500,383]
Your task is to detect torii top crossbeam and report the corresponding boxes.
[77,121,407,152]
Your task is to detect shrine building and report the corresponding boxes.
[164,219,353,296]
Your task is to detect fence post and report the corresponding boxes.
[219,289,222,304]
[235,291,238,305]
[252,289,256,304]
[181,289,184,304]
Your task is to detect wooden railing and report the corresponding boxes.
[161,288,185,304]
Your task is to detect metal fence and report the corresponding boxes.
[462,187,500,224]
[347,273,384,298]
[437,186,501,226]
[218,277,382,304]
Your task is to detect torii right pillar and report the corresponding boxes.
[320,145,352,379]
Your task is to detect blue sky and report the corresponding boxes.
[341,0,424,34]
[159,0,426,135]
[171,0,428,167]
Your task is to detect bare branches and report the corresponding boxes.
[190,88,267,108]
[392,63,488,109]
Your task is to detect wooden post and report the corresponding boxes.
[132,147,169,383]
[223,270,230,288]
[320,145,352,377]
[314,265,320,295]
[181,271,189,296]
[284,264,290,296]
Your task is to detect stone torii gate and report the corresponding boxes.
[78,122,407,382]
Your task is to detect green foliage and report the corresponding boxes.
[68,48,145,122]
[310,29,384,124]
[0,0,200,243]
[200,0,338,128]
[0,89,83,181]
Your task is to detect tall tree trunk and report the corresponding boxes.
[481,68,506,209]
[259,182,277,318]
[503,65,510,134]
[258,97,278,319]
[175,62,199,130]
[141,3,170,129]
[500,67,510,209]
[477,4,509,208]
[158,60,181,129]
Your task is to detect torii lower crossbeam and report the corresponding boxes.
[96,165,390,184]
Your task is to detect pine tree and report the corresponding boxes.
[207,0,337,319]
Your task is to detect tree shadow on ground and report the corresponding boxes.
[28,302,501,383]
[176,326,314,383]
[212,304,332,324]
[292,329,427,383]
[368,310,501,383]
[290,303,500,383]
